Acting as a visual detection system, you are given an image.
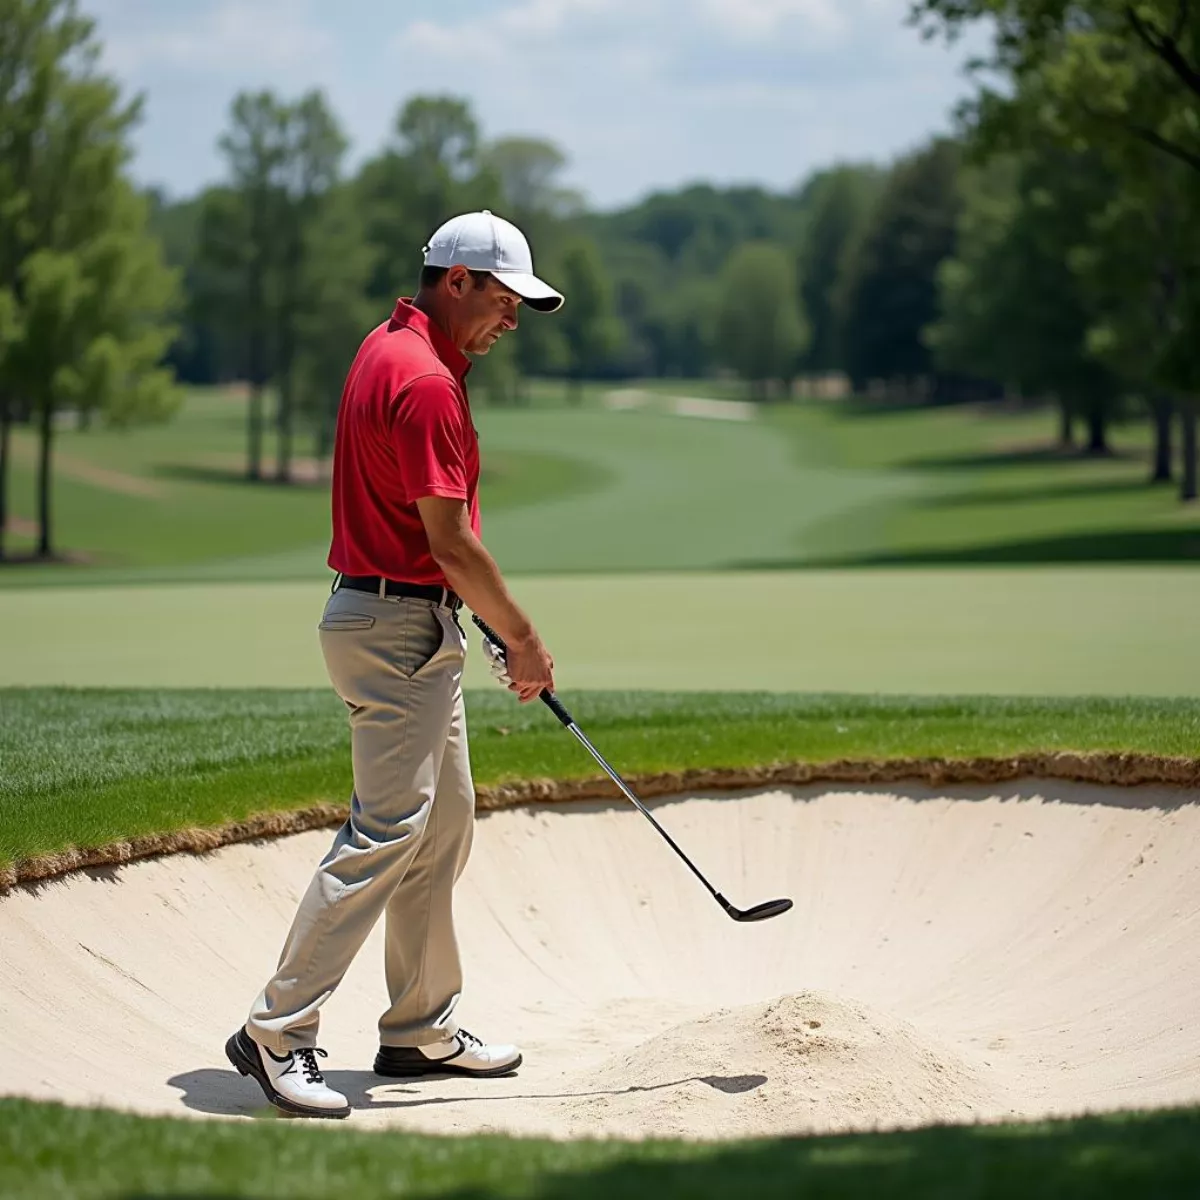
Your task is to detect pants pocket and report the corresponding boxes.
[318,613,376,631]
[398,606,448,680]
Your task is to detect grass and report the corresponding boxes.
[763,402,1197,567]
[1,1097,1198,1199]
[3,687,1198,869]
[4,384,1197,588]
[1,388,612,574]
[1,568,1198,695]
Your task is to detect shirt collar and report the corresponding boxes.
[390,299,471,385]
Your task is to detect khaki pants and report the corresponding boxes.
[246,588,475,1053]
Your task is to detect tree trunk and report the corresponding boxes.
[1057,397,1074,449]
[36,400,53,559]
[276,368,293,483]
[0,392,10,562]
[1149,393,1174,482]
[1084,399,1110,456]
[1182,401,1197,503]
[247,382,264,481]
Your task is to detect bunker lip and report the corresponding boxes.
[2,751,1198,894]
[1,784,1197,1140]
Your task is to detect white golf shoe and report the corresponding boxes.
[374,1028,522,1078]
[225,1027,351,1119]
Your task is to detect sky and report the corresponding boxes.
[81,0,987,210]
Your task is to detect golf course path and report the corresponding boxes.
[1,784,1196,1139]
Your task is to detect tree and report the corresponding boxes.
[481,137,583,217]
[0,0,179,560]
[558,238,621,400]
[357,95,498,311]
[795,164,883,372]
[272,91,347,483]
[215,91,289,481]
[0,0,94,560]
[913,0,1200,493]
[837,138,963,394]
[928,149,1123,452]
[911,1,1200,177]
[293,182,374,466]
[715,242,809,399]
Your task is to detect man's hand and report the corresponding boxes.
[414,494,556,702]
[483,632,555,703]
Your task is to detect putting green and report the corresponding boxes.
[0,567,1194,695]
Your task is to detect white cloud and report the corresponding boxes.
[78,0,984,205]
[86,0,332,75]
[697,0,847,42]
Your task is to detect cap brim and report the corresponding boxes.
[490,270,564,313]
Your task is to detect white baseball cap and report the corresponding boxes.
[423,210,564,313]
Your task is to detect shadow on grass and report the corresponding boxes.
[152,463,327,489]
[438,1110,1200,1200]
[897,444,1144,471]
[3,1096,1198,1200]
[918,478,1175,509]
[735,527,1200,568]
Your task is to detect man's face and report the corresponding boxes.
[446,268,522,354]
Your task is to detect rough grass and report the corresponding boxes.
[1,1097,1198,1199]
[2,688,1198,870]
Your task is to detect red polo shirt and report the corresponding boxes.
[327,300,480,586]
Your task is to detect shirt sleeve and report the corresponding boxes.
[390,374,469,504]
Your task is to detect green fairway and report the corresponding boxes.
[0,568,1195,695]
[2,1097,1198,1200]
[2,386,1197,588]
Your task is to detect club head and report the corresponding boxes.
[720,896,793,923]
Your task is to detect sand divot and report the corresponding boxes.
[563,991,1004,1140]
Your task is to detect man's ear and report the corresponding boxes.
[445,265,471,297]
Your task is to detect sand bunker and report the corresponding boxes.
[1,782,1197,1140]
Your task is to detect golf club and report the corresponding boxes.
[471,614,793,924]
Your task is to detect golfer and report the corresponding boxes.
[226,211,564,1119]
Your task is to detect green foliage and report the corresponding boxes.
[838,138,963,389]
[0,0,180,558]
[559,237,622,395]
[482,136,584,217]
[913,0,1200,490]
[928,148,1124,451]
[796,164,885,371]
[196,88,368,478]
[716,241,809,396]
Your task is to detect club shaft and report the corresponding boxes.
[565,722,723,903]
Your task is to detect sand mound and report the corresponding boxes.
[567,991,1002,1139]
[1,782,1198,1140]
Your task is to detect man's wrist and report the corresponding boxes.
[505,621,536,649]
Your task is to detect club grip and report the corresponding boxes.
[470,613,574,728]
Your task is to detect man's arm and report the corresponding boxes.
[416,494,554,703]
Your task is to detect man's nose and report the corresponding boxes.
[502,309,519,331]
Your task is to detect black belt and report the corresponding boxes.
[334,574,462,611]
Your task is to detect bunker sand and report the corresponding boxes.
[1,784,1197,1140]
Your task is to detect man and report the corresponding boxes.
[226,210,564,1119]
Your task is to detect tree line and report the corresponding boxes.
[1,0,1197,561]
